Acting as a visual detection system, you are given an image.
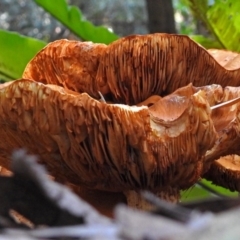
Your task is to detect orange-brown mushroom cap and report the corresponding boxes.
[23,39,107,98]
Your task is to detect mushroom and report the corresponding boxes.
[0,79,216,206]
[2,34,240,208]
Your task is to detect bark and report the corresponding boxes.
[145,0,176,33]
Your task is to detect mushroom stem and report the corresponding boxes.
[123,189,180,210]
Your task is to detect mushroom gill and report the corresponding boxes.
[149,83,240,191]
[166,84,240,166]
[173,84,240,191]
[201,86,240,189]
[200,85,240,165]
[204,155,240,192]
[0,79,216,195]
[23,35,240,106]
[96,34,240,105]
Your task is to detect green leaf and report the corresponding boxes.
[190,35,223,49]
[0,29,46,81]
[187,0,240,52]
[0,72,11,82]
[34,0,119,44]
[200,179,238,197]
[181,179,238,202]
[181,184,212,202]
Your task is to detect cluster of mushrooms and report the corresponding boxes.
[1,33,240,208]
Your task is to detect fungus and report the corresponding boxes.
[0,79,216,205]
[2,34,240,208]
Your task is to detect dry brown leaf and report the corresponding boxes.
[208,49,240,69]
